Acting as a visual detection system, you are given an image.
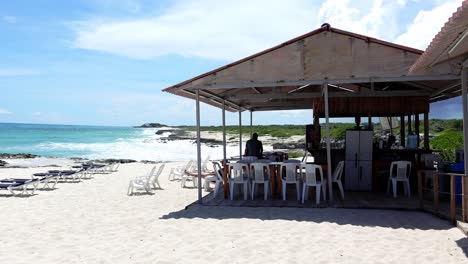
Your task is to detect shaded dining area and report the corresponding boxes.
[163,11,468,225]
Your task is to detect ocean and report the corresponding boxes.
[0,123,238,162]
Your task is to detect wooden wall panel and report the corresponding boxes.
[190,30,420,87]
[313,96,429,117]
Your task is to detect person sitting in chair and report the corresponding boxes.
[244,133,263,158]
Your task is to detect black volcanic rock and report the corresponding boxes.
[135,123,167,128]
[0,160,8,167]
[0,153,40,159]
[91,159,137,164]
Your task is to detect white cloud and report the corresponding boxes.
[2,15,17,24]
[0,108,12,114]
[32,112,42,116]
[71,0,464,62]
[395,0,463,50]
[72,0,320,61]
[0,68,38,77]
[317,0,408,40]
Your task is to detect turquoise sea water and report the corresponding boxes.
[0,123,143,157]
[0,123,234,161]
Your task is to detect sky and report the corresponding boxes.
[0,0,464,127]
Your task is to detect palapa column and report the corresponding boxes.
[323,83,333,202]
[195,89,202,204]
[424,112,429,150]
[461,65,468,222]
[400,115,405,147]
[415,114,420,147]
[250,110,253,138]
[239,106,242,159]
[222,100,227,162]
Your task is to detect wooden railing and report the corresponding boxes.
[418,171,467,223]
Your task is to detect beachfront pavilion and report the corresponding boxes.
[163,4,468,222]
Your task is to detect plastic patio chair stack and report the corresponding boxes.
[323,161,345,199]
[229,163,250,200]
[386,161,412,198]
[280,163,302,201]
[301,164,323,204]
[250,162,271,200]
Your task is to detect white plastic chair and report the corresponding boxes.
[202,156,214,173]
[203,162,224,197]
[280,163,302,201]
[323,161,345,200]
[150,164,165,189]
[250,163,271,200]
[229,163,250,200]
[111,163,120,172]
[169,160,193,181]
[181,163,198,188]
[421,154,441,187]
[301,164,323,204]
[128,166,157,195]
[386,161,412,198]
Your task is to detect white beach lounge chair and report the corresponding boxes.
[150,164,165,189]
[203,162,224,197]
[127,166,157,195]
[181,163,198,188]
[111,163,120,172]
[169,160,193,181]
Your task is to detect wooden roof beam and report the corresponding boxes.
[179,74,459,91]
[230,90,431,100]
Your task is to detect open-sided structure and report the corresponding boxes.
[163,1,468,216]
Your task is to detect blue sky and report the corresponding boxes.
[0,0,464,126]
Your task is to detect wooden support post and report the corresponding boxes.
[450,175,456,224]
[223,164,229,198]
[461,66,468,222]
[424,112,429,150]
[367,114,372,129]
[407,115,412,134]
[323,83,333,203]
[400,115,405,147]
[418,170,423,209]
[434,173,439,213]
[195,90,202,204]
[313,113,320,149]
[415,114,420,147]
[463,176,468,222]
[355,116,361,129]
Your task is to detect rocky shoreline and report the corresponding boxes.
[153,127,305,151]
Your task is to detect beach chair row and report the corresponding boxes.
[0,162,120,196]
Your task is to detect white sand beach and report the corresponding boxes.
[0,161,467,263]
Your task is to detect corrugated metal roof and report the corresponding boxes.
[410,0,468,74]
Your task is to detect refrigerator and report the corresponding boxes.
[345,130,373,191]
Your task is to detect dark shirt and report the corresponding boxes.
[245,139,263,158]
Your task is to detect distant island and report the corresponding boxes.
[134,123,167,128]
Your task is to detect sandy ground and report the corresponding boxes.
[0,161,467,263]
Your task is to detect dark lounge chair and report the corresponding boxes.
[0,178,40,196]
